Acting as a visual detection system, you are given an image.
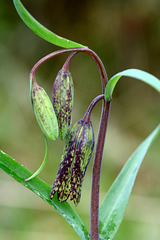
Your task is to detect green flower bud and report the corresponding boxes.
[53,69,74,140]
[50,119,94,206]
[30,77,59,141]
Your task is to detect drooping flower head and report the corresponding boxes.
[53,63,74,140]
[30,76,59,141]
[50,119,94,206]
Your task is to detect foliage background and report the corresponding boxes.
[0,0,160,239]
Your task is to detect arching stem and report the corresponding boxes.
[82,94,105,122]
[62,52,77,71]
[30,47,110,239]
[29,48,107,91]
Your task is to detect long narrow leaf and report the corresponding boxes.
[13,0,86,49]
[99,124,160,240]
[0,150,90,240]
[105,69,160,101]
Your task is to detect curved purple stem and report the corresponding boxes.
[30,48,107,91]
[82,94,105,122]
[90,100,111,239]
[30,48,111,239]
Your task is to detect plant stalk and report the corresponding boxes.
[30,47,110,239]
[82,94,105,122]
[30,48,107,91]
[90,100,111,239]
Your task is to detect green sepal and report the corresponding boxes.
[30,77,59,141]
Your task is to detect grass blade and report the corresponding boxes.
[0,150,90,240]
[13,0,86,49]
[99,124,160,240]
[105,69,160,101]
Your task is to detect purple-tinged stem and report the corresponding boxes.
[62,52,77,71]
[90,100,111,239]
[82,93,111,240]
[30,48,110,239]
[29,48,107,91]
[83,94,105,123]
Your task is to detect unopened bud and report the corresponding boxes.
[30,77,59,141]
[50,119,94,206]
[53,69,74,140]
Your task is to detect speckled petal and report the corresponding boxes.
[70,121,94,205]
[50,121,82,201]
[50,120,94,205]
[53,69,74,140]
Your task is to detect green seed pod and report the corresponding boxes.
[53,69,74,140]
[30,77,59,141]
[50,119,94,206]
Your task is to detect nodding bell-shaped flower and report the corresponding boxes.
[53,69,74,140]
[50,118,94,206]
[30,76,59,141]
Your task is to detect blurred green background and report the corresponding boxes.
[0,0,160,239]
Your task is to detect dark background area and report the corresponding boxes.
[0,0,160,239]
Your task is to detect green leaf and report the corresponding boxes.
[0,150,90,240]
[13,0,86,49]
[24,136,48,181]
[99,124,160,240]
[105,69,160,101]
